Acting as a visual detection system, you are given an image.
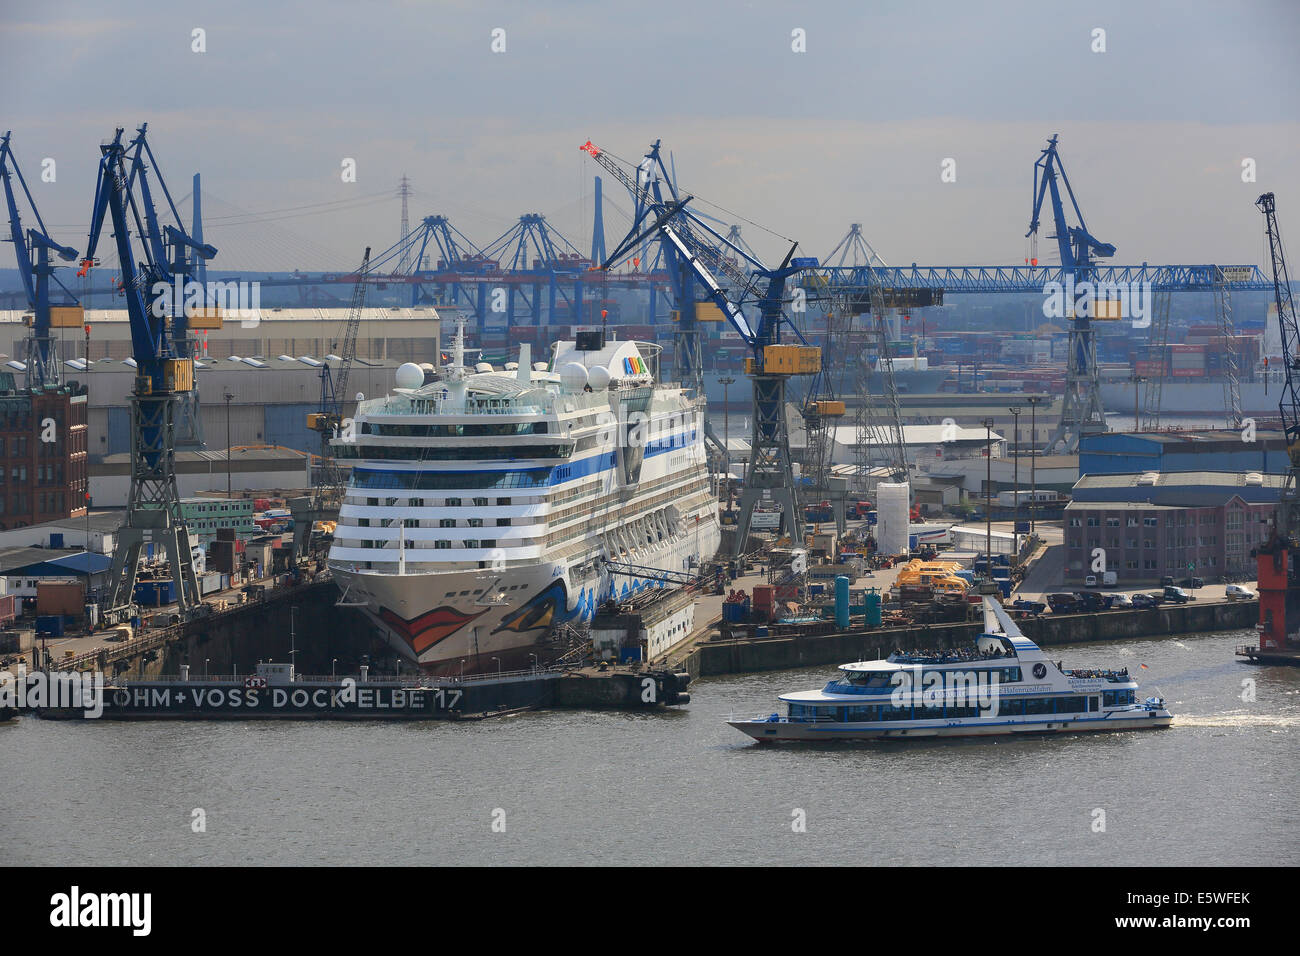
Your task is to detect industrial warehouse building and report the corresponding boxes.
[1062,471,1283,584]
[0,307,440,461]
[1078,429,1287,476]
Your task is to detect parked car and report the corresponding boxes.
[1163,585,1192,604]
[1084,574,1098,588]
[1109,593,1133,608]
[1225,584,1257,601]
[1160,575,1175,587]
[1131,593,1157,609]
[1178,576,1205,589]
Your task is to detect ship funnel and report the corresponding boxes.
[518,343,531,383]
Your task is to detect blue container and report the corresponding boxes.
[36,615,64,637]
[809,584,825,596]
[864,590,883,628]
[49,532,64,548]
[997,580,1013,598]
[835,576,850,629]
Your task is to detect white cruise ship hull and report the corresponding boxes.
[333,521,718,675]
[729,710,1173,742]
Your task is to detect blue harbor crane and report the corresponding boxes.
[1025,134,1115,452]
[79,126,213,624]
[0,131,81,388]
[582,139,818,553]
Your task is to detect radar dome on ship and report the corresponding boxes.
[394,362,425,390]
[475,362,493,373]
[587,365,611,390]
[559,362,589,392]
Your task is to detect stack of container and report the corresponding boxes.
[722,590,751,623]
[751,585,774,623]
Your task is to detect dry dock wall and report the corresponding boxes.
[93,582,390,681]
[685,601,1258,679]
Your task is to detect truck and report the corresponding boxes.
[1046,593,1080,614]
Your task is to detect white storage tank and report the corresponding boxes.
[876,482,911,557]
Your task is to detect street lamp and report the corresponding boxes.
[491,656,501,678]
[1025,396,1046,538]
[1009,406,1022,559]
[331,658,338,678]
[204,657,210,677]
[528,653,537,671]
[982,418,995,577]
[719,375,735,513]
[224,391,235,499]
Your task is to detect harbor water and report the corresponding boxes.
[1,629,1294,866]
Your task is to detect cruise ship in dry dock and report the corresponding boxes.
[328,327,720,675]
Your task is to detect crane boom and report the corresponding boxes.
[1258,193,1299,466]
[333,247,371,409]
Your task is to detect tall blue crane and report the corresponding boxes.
[1025,134,1115,453]
[0,131,81,388]
[582,139,817,552]
[79,126,211,624]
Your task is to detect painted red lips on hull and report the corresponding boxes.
[380,605,485,656]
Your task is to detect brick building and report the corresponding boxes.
[1063,471,1282,585]
[0,374,90,531]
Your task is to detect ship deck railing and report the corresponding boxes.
[1235,645,1259,657]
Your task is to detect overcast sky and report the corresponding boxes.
[3,0,1298,274]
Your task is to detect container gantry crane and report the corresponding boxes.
[79,127,212,625]
[581,139,818,554]
[0,131,82,388]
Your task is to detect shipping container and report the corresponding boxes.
[36,581,86,618]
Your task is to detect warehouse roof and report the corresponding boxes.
[831,424,1003,445]
[1075,471,1288,489]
